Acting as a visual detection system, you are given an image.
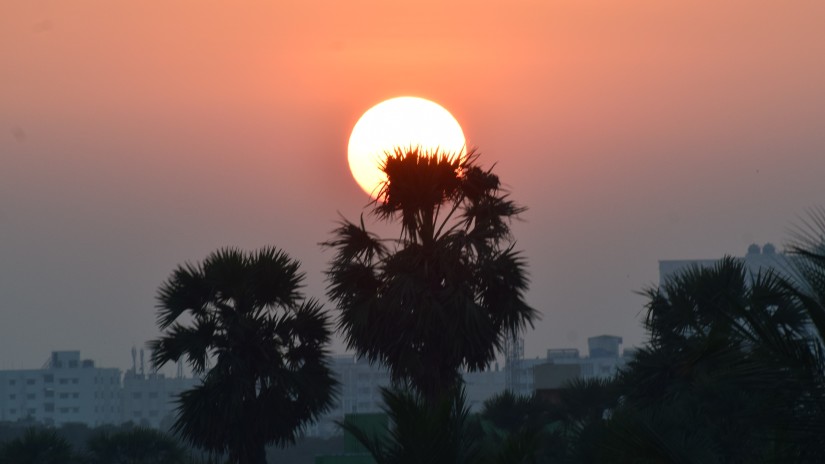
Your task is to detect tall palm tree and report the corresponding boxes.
[324,147,536,401]
[149,247,338,464]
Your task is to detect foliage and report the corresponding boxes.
[340,387,481,464]
[600,256,825,463]
[85,427,188,464]
[0,427,78,464]
[149,247,338,464]
[324,147,536,400]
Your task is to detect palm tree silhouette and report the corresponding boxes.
[607,257,824,462]
[149,247,338,464]
[324,147,536,402]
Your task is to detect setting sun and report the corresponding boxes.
[347,97,466,197]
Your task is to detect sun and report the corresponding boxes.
[348,96,466,197]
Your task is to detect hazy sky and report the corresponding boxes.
[2,1,824,370]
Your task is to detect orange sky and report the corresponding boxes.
[1,1,824,368]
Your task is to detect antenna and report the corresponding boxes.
[504,334,524,395]
[131,347,137,373]
[139,349,145,376]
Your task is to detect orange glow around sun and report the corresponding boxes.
[347,97,466,197]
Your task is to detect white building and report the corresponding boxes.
[0,350,201,429]
[121,369,199,428]
[308,355,508,437]
[462,365,506,412]
[308,355,391,437]
[659,243,792,286]
[544,335,630,380]
[0,351,121,426]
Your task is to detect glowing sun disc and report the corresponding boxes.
[348,97,466,197]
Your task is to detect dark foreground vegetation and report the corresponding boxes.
[4,149,825,464]
[0,421,344,464]
[338,230,825,463]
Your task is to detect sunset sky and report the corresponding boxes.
[2,1,824,370]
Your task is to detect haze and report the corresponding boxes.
[2,1,824,369]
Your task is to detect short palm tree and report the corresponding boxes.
[608,256,822,463]
[149,247,338,464]
[324,147,536,401]
[340,386,481,464]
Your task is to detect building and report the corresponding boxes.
[119,347,199,428]
[659,243,792,286]
[462,365,506,412]
[308,355,392,437]
[532,335,632,398]
[0,350,200,429]
[0,351,121,426]
[121,369,199,428]
[309,355,508,437]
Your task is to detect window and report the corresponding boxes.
[71,378,78,384]
[27,408,35,415]
[43,374,53,383]
[72,407,78,413]
[149,410,158,417]
[8,380,15,386]
[133,411,142,417]
[132,392,142,399]
[26,393,35,400]
[59,379,68,385]
[26,379,35,385]
[68,360,78,368]
[9,409,16,414]
[59,408,69,413]
[148,392,159,399]
[44,390,54,398]
[44,403,54,412]
[60,393,69,399]
[72,393,79,399]
[9,394,15,400]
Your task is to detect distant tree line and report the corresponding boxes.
[0,421,346,464]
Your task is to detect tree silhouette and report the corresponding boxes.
[340,387,481,464]
[0,428,78,464]
[149,247,338,464]
[85,427,188,464]
[324,147,536,401]
[605,257,824,463]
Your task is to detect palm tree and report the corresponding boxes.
[340,386,481,464]
[324,147,536,401]
[149,247,338,464]
[606,256,823,463]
